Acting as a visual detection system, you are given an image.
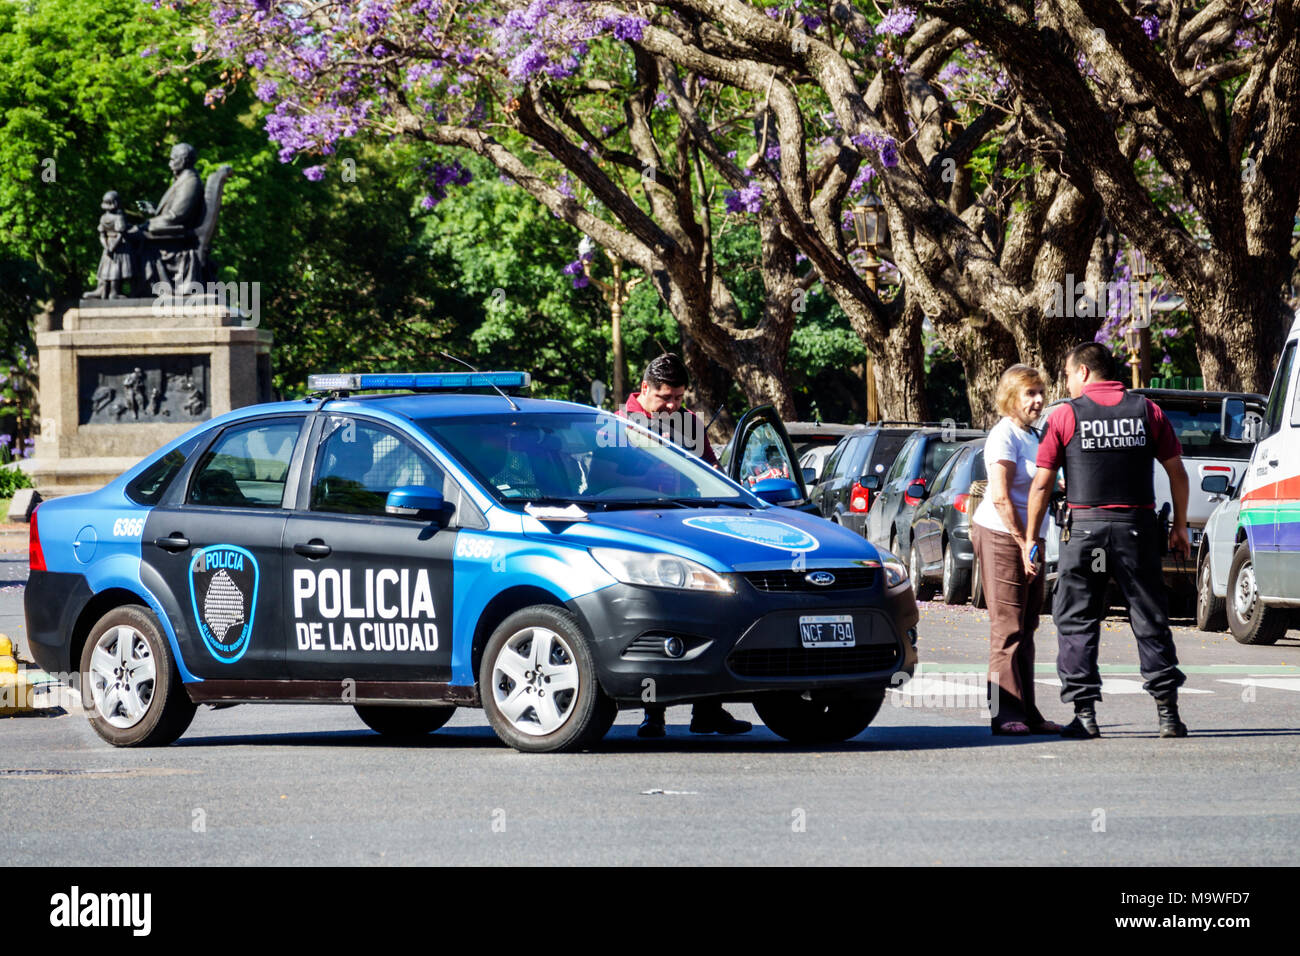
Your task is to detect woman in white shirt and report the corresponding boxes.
[971,364,1063,736]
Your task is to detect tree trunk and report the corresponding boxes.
[680,332,734,446]
[941,314,1019,428]
[1186,280,1291,395]
[873,300,930,421]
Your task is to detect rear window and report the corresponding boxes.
[867,433,909,478]
[1162,406,1254,460]
[125,434,205,505]
[920,440,964,481]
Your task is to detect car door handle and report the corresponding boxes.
[1269,459,1279,467]
[154,534,190,552]
[294,540,332,558]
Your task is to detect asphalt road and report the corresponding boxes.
[2,572,1299,866]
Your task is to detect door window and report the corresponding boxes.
[739,422,795,486]
[885,435,916,485]
[1263,341,1295,438]
[311,416,444,517]
[187,419,301,508]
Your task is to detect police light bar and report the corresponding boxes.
[308,372,531,392]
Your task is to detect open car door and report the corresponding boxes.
[719,405,814,510]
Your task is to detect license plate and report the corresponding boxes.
[799,615,855,648]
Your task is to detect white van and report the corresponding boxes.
[1219,312,1300,644]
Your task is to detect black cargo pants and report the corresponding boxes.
[1052,510,1185,704]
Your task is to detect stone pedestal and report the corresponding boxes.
[22,301,272,496]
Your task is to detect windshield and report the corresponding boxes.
[417,412,756,508]
[1163,406,1254,460]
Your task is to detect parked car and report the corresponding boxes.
[865,426,986,560]
[807,426,916,538]
[908,439,986,604]
[785,421,856,483]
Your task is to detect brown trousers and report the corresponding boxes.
[973,524,1046,727]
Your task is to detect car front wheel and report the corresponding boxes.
[479,606,616,753]
[755,691,885,744]
[1226,544,1288,645]
[910,543,936,601]
[80,605,196,747]
[1196,556,1227,633]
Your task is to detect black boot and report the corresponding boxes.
[1061,702,1100,739]
[637,706,666,739]
[1156,695,1188,738]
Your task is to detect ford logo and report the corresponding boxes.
[805,571,836,587]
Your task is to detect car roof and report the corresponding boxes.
[238,392,594,422]
[1133,388,1266,406]
[784,421,856,437]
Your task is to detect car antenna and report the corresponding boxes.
[438,351,520,411]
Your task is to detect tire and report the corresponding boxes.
[971,552,987,609]
[479,606,616,753]
[940,541,970,605]
[1195,556,1226,633]
[1226,544,1289,645]
[755,691,885,744]
[909,543,936,601]
[79,605,196,747]
[355,704,455,738]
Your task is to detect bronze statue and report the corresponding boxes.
[84,191,135,299]
[134,143,205,295]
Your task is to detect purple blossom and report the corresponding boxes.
[557,175,575,198]
[255,80,279,103]
[724,183,763,215]
[359,2,391,35]
[801,14,822,31]
[420,195,438,210]
[765,144,781,162]
[654,92,669,110]
[875,7,917,37]
[139,47,157,58]
[303,165,326,181]
[1141,15,1159,40]
[245,49,268,69]
[563,259,584,275]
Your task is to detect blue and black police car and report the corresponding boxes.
[25,372,919,752]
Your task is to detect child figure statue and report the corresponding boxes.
[84,191,135,299]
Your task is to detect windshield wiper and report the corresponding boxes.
[672,497,753,509]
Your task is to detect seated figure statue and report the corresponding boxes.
[133,143,205,295]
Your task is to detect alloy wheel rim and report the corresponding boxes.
[1234,562,1258,621]
[943,548,954,591]
[88,625,156,729]
[491,627,580,736]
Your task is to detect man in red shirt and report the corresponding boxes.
[1025,343,1191,739]
[618,353,749,738]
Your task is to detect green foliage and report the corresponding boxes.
[0,464,33,497]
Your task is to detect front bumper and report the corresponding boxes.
[568,576,919,705]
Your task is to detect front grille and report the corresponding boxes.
[728,644,899,678]
[742,568,877,592]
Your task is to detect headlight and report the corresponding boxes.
[877,550,909,589]
[590,547,734,593]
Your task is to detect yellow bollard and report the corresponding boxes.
[0,632,34,715]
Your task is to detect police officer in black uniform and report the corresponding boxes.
[1025,343,1191,739]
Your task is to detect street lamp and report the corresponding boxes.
[852,195,887,421]
[578,235,643,406]
[1129,247,1153,388]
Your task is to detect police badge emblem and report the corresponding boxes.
[188,544,259,663]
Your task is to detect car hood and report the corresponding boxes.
[522,505,886,572]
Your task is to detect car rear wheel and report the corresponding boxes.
[80,605,196,747]
[755,691,884,744]
[940,542,970,605]
[355,705,455,738]
[909,544,936,601]
[970,553,987,609]
[1195,556,1227,633]
[1226,544,1288,645]
[479,606,616,753]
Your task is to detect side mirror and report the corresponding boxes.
[385,485,446,521]
[1201,474,1231,496]
[752,477,802,506]
[862,475,882,491]
[802,466,818,486]
[906,479,928,501]
[1220,397,1262,443]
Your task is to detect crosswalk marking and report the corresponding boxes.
[1217,678,1300,693]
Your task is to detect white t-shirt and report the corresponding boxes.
[973,417,1049,538]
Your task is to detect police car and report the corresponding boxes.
[26,372,919,752]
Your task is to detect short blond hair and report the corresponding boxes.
[995,364,1046,418]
